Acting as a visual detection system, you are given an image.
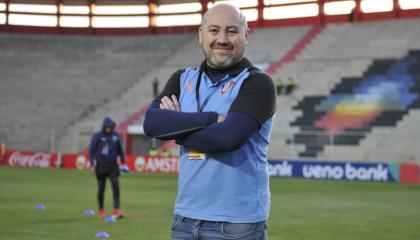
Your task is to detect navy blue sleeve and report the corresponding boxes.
[143,69,219,140]
[144,100,218,140]
[181,112,259,153]
[89,133,99,166]
[229,71,276,127]
[116,135,125,164]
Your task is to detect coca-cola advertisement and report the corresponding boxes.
[60,154,179,174]
[3,150,57,168]
[2,149,420,184]
[61,153,90,170]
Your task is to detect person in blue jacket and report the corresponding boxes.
[143,3,276,240]
[89,117,127,220]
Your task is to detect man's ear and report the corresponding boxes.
[198,26,203,44]
[244,28,250,45]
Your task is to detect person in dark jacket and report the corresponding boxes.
[89,117,126,219]
[285,77,296,95]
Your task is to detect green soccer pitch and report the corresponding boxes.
[1,167,419,240]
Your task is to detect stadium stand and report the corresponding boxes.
[270,18,420,163]
[0,33,191,151]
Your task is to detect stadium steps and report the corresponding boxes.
[56,34,196,153]
[268,18,420,162]
[0,32,191,152]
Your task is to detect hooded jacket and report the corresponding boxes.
[89,117,125,169]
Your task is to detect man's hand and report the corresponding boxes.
[89,166,95,174]
[120,164,130,173]
[160,95,180,112]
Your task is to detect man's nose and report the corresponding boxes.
[216,32,228,44]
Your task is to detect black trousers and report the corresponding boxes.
[96,167,120,209]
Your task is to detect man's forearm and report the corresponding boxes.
[143,100,219,140]
[181,112,259,153]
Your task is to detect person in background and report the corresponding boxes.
[161,148,171,157]
[285,77,296,95]
[148,147,159,157]
[276,78,284,96]
[89,117,126,220]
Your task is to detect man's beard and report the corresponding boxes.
[206,54,237,70]
[202,42,241,70]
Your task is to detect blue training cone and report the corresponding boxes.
[96,231,110,238]
[105,216,116,222]
[35,204,45,210]
[84,209,95,216]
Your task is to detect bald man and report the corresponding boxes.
[144,4,276,239]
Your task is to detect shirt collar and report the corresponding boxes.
[199,57,253,77]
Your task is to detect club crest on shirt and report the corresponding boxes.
[221,81,235,96]
[185,81,193,92]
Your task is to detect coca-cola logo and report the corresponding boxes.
[8,151,51,168]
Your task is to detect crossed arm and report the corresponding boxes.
[143,95,259,153]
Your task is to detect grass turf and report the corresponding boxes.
[0,167,419,240]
